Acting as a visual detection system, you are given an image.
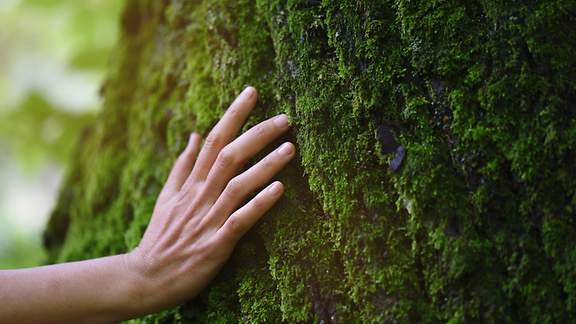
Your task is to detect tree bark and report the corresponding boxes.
[45,0,576,322]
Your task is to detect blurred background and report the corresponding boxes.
[0,0,122,268]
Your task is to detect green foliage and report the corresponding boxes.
[0,0,122,270]
[21,0,123,70]
[46,0,576,322]
[0,94,94,169]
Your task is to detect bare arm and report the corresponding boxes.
[0,255,142,323]
[0,86,295,323]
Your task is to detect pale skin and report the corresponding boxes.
[0,87,295,323]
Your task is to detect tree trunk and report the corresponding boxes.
[45,0,576,322]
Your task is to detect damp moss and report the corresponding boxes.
[45,0,576,322]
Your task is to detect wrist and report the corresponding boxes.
[119,251,158,318]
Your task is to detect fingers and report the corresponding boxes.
[187,87,258,183]
[217,181,284,244]
[204,142,295,227]
[161,133,202,196]
[201,114,291,203]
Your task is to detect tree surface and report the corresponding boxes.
[45,0,576,322]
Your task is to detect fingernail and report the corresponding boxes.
[187,133,198,147]
[278,142,294,155]
[243,86,256,98]
[274,114,290,128]
[268,181,283,195]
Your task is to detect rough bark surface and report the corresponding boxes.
[45,0,576,322]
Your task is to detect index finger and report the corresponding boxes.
[187,86,258,184]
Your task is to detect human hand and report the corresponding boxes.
[0,87,292,323]
[125,87,294,313]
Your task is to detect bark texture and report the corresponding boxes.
[45,0,576,322]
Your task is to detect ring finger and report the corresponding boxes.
[198,141,295,230]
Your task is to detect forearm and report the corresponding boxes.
[0,254,144,323]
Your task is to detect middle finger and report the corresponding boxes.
[186,86,258,185]
[200,113,291,204]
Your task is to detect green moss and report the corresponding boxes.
[45,0,576,322]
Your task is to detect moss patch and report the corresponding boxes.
[46,0,576,322]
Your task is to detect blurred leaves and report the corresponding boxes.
[0,93,95,170]
[0,0,122,268]
[21,0,122,68]
[0,0,122,166]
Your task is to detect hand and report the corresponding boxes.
[125,86,295,313]
[0,87,292,323]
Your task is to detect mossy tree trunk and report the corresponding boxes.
[45,0,576,322]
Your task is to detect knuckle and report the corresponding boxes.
[262,156,276,169]
[227,217,243,235]
[204,133,223,149]
[217,148,237,169]
[228,107,241,118]
[226,177,245,198]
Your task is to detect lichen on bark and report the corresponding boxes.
[45,0,576,322]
